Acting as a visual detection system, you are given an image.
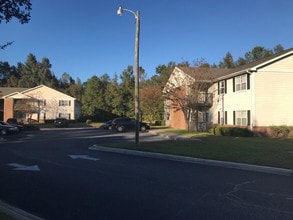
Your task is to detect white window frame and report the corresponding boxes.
[219,80,225,94]
[59,113,70,119]
[235,75,247,91]
[60,100,69,106]
[236,110,247,126]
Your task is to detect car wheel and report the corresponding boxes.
[1,129,7,135]
[140,126,146,132]
[117,126,124,132]
[108,126,112,130]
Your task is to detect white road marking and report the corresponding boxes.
[69,155,100,161]
[8,163,40,171]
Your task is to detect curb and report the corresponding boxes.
[89,145,293,176]
[0,200,44,220]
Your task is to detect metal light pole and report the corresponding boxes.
[117,6,140,148]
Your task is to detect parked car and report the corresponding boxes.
[0,123,19,135]
[0,121,23,132]
[54,118,69,128]
[111,117,150,132]
[7,118,24,125]
[99,120,113,130]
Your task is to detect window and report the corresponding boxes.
[59,100,71,106]
[219,80,225,94]
[236,111,246,126]
[59,113,70,119]
[39,99,46,106]
[234,110,250,126]
[218,111,227,124]
[235,75,247,91]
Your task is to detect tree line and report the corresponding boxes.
[0,1,286,124]
[0,44,285,123]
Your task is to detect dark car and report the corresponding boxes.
[54,118,69,128]
[0,121,23,132]
[111,117,150,132]
[0,123,19,135]
[99,120,113,130]
[7,118,24,125]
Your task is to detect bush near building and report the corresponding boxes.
[210,126,254,137]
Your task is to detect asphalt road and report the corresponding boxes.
[0,128,292,219]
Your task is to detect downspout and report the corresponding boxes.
[246,70,255,131]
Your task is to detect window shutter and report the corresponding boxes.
[247,74,250,90]
[59,100,61,106]
[225,111,227,124]
[218,111,220,124]
[225,80,227,94]
[233,111,235,125]
[218,82,220,94]
[69,100,71,106]
[233,78,235,92]
[247,110,251,126]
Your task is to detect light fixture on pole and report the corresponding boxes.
[117,5,140,148]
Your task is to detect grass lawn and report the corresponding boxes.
[102,129,293,169]
[0,212,15,220]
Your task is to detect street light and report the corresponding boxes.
[117,6,140,148]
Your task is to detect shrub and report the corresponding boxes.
[86,119,92,125]
[210,126,253,137]
[269,125,290,138]
[23,124,40,131]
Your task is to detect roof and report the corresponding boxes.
[178,66,229,80]
[0,85,76,99]
[176,48,293,82]
[215,47,293,80]
[0,87,28,98]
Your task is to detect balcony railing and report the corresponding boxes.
[196,93,213,107]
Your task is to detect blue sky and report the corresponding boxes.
[0,0,292,83]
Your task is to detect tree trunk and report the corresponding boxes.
[189,110,197,131]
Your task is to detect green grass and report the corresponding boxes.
[102,129,293,169]
[0,212,15,220]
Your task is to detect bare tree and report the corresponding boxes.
[163,61,218,131]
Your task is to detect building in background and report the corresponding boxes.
[0,85,80,123]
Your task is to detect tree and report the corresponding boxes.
[235,57,247,66]
[219,52,234,68]
[119,66,135,117]
[140,84,164,124]
[151,62,176,87]
[244,46,272,63]
[81,75,110,120]
[105,74,124,117]
[0,0,32,49]
[273,44,284,54]
[67,78,83,102]
[18,53,39,87]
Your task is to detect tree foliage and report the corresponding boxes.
[220,44,284,67]
[0,0,32,49]
[0,0,32,24]
[140,84,163,124]
[0,44,288,123]
[219,52,234,68]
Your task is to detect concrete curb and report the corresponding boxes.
[0,200,44,220]
[89,145,293,176]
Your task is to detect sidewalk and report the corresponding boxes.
[148,129,201,141]
[0,200,44,220]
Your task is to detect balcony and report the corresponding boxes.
[196,93,213,109]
